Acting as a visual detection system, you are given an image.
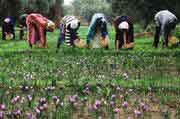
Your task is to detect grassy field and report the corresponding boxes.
[0,26,179,119]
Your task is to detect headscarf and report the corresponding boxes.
[87,13,108,44]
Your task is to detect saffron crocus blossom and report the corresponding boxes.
[26,112,33,119]
[93,100,102,110]
[114,108,120,113]
[39,97,47,105]
[134,110,142,117]
[139,102,149,111]
[122,101,128,108]
[39,103,48,111]
[27,95,33,101]
[111,94,116,100]
[11,96,20,104]
[14,108,22,117]
[52,96,60,105]
[110,101,115,107]
[69,95,78,104]
[0,104,6,111]
[0,111,4,118]
[34,106,41,114]
[119,95,124,99]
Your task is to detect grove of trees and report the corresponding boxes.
[0,0,63,25]
[72,0,112,23]
[0,0,179,28]
[112,0,180,28]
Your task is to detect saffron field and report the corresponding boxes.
[0,26,179,119]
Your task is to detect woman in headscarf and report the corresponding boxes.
[86,13,109,49]
[1,17,15,40]
[18,14,28,40]
[26,13,55,48]
[113,16,134,49]
[57,16,83,48]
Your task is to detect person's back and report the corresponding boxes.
[155,10,178,29]
[153,10,178,48]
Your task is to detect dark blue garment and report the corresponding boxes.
[2,17,15,40]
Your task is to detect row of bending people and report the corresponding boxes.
[1,10,179,49]
[57,13,135,49]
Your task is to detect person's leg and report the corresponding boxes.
[39,26,46,47]
[115,32,120,49]
[12,29,15,40]
[153,26,161,48]
[57,30,65,48]
[19,26,24,40]
[2,30,6,40]
[163,32,169,48]
[27,23,35,48]
[104,37,109,50]
[2,24,6,40]
[163,25,171,48]
[123,30,127,46]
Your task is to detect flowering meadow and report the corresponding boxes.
[0,26,180,119]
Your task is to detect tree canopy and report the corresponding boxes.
[0,0,63,25]
[112,0,180,28]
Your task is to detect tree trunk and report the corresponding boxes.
[52,0,63,27]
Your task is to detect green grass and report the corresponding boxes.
[0,25,179,118]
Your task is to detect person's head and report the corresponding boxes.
[95,17,106,32]
[46,20,55,32]
[118,21,129,31]
[68,20,80,32]
[4,18,10,23]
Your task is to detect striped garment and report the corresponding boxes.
[58,16,80,47]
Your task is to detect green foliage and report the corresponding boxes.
[0,0,63,22]
[112,0,180,28]
[0,26,179,118]
[72,0,112,22]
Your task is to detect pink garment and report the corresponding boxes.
[26,13,48,46]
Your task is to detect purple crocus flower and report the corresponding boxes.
[69,95,77,104]
[93,100,102,110]
[95,100,101,107]
[110,101,115,107]
[11,96,20,104]
[14,108,22,117]
[27,95,33,101]
[0,104,6,111]
[119,95,124,99]
[0,111,4,118]
[39,97,46,105]
[134,110,142,117]
[114,108,120,113]
[34,106,41,114]
[53,96,60,105]
[26,112,32,119]
[121,101,128,108]
[111,94,116,100]
[139,102,149,111]
[39,104,48,111]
